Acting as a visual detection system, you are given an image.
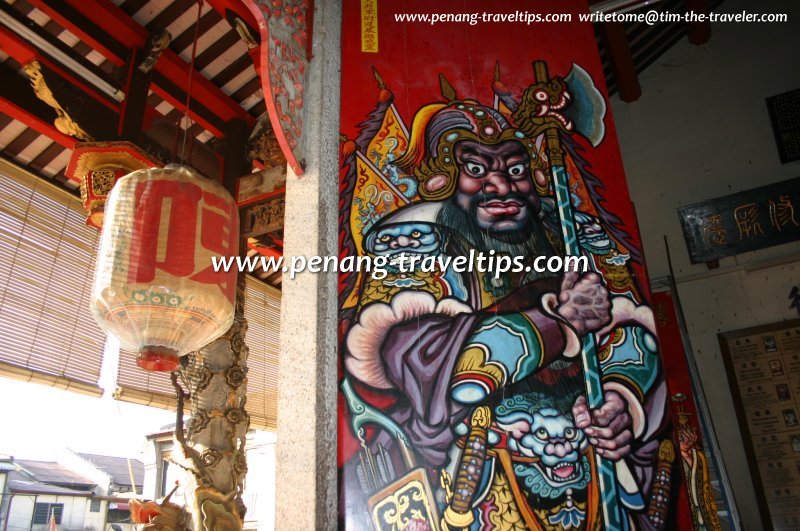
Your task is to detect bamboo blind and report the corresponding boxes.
[0,161,104,396]
[0,160,281,430]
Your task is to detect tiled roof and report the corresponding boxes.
[8,472,92,497]
[16,460,95,489]
[77,453,144,489]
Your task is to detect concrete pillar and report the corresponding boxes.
[274,0,341,528]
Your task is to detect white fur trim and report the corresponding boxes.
[541,293,581,358]
[598,297,657,338]
[345,292,472,389]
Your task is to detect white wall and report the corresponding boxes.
[82,499,107,531]
[6,495,35,531]
[241,431,277,531]
[4,494,89,531]
[0,471,7,519]
[610,0,800,529]
[57,451,110,496]
[140,437,163,501]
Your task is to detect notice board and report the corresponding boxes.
[719,319,800,530]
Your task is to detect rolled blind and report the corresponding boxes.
[114,276,281,430]
[0,159,104,396]
[241,276,280,430]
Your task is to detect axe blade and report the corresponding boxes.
[563,63,607,147]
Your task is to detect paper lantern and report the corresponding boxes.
[91,165,239,371]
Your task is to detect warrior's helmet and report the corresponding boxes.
[397,74,546,201]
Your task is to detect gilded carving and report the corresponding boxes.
[192,363,214,395]
[79,168,123,228]
[242,196,285,236]
[139,29,172,73]
[200,449,223,468]
[225,365,248,389]
[23,60,93,141]
[188,410,211,437]
[130,484,190,531]
[171,274,250,531]
[247,115,286,168]
[196,488,242,531]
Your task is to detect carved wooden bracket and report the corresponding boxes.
[241,194,285,238]
[247,113,286,168]
[23,60,93,141]
[139,29,172,74]
[66,141,161,228]
[243,0,312,176]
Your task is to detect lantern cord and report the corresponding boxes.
[178,0,204,165]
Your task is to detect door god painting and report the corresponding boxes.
[338,1,684,529]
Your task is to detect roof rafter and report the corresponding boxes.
[0,3,121,110]
[26,0,255,137]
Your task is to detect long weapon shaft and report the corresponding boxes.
[535,60,625,531]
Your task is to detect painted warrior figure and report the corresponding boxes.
[339,64,674,530]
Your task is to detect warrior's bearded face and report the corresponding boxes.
[453,139,540,237]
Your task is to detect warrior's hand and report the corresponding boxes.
[573,391,633,461]
[556,271,611,336]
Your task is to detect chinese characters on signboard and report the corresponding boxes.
[679,176,800,264]
[360,0,378,53]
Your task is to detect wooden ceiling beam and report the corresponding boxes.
[249,100,266,117]
[204,0,259,36]
[248,240,283,259]
[146,0,200,33]
[194,30,240,71]
[29,140,65,171]
[25,0,254,137]
[222,117,249,191]
[152,50,253,135]
[185,121,207,140]
[0,3,121,110]
[119,0,150,15]
[1,57,119,141]
[598,22,641,103]
[26,0,128,66]
[211,54,253,88]
[231,77,261,102]
[62,0,146,50]
[118,44,158,139]
[171,9,222,53]
[686,0,711,45]
[151,71,228,136]
[4,128,42,157]
[0,64,77,149]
